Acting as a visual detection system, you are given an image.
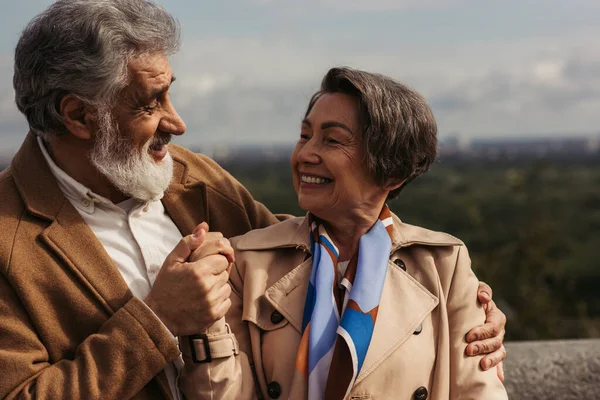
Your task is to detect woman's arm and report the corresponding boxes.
[446,246,508,399]
[467,282,507,381]
[179,263,259,400]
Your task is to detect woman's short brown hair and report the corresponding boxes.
[305,67,438,199]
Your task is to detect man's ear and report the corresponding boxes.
[60,94,96,140]
[384,178,406,192]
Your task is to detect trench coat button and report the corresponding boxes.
[267,381,282,399]
[270,310,285,324]
[414,386,428,400]
[394,259,407,271]
[413,323,423,335]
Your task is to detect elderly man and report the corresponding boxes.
[0,1,506,399]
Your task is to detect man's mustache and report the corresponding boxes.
[150,134,172,148]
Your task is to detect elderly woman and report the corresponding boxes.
[180,68,508,399]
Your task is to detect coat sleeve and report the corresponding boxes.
[446,246,508,400]
[0,271,180,400]
[179,262,260,400]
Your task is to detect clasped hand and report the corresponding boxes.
[144,222,234,336]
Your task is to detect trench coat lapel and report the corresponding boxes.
[356,261,438,383]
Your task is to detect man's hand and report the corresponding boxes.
[465,281,507,382]
[144,223,234,336]
[190,230,235,266]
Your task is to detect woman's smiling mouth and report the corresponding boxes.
[300,174,332,184]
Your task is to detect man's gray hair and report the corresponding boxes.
[13,0,181,138]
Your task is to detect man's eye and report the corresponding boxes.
[326,138,339,144]
[299,133,310,140]
[143,102,159,113]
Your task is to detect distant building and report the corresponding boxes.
[586,135,600,153]
[193,143,293,164]
[439,135,599,160]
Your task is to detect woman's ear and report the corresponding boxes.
[384,178,406,191]
[60,94,95,140]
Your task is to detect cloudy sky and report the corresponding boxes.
[1,0,599,156]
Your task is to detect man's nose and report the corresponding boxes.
[160,102,186,136]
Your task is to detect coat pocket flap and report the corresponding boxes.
[244,295,290,331]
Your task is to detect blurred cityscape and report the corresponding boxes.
[1,134,599,168]
[0,133,600,168]
[189,134,600,164]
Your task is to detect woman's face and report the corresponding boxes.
[290,92,389,220]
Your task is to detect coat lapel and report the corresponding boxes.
[11,133,130,314]
[351,214,460,382]
[40,205,132,313]
[356,261,439,383]
[161,156,208,237]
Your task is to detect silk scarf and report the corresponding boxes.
[293,205,394,400]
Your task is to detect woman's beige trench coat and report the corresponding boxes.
[180,215,508,400]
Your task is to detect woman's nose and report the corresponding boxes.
[297,139,321,164]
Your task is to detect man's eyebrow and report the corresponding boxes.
[146,75,176,99]
[301,118,312,128]
[321,121,353,135]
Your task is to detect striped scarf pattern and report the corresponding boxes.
[293,205,394,400]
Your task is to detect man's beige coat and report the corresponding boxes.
[0,133,280,399]
[180,216,508,399]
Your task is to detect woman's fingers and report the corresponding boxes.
[190,237,234,264]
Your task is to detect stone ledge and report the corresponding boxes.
[504,339,600,399]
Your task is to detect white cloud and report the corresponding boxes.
[191,74,233,95]
[173,37,330,88]
[244,0,468,12]
[0,56,14,114]
[532,61,564,84]
[0,54,26,140]
[321,0,466,12]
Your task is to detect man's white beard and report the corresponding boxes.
[90,111,174,202]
